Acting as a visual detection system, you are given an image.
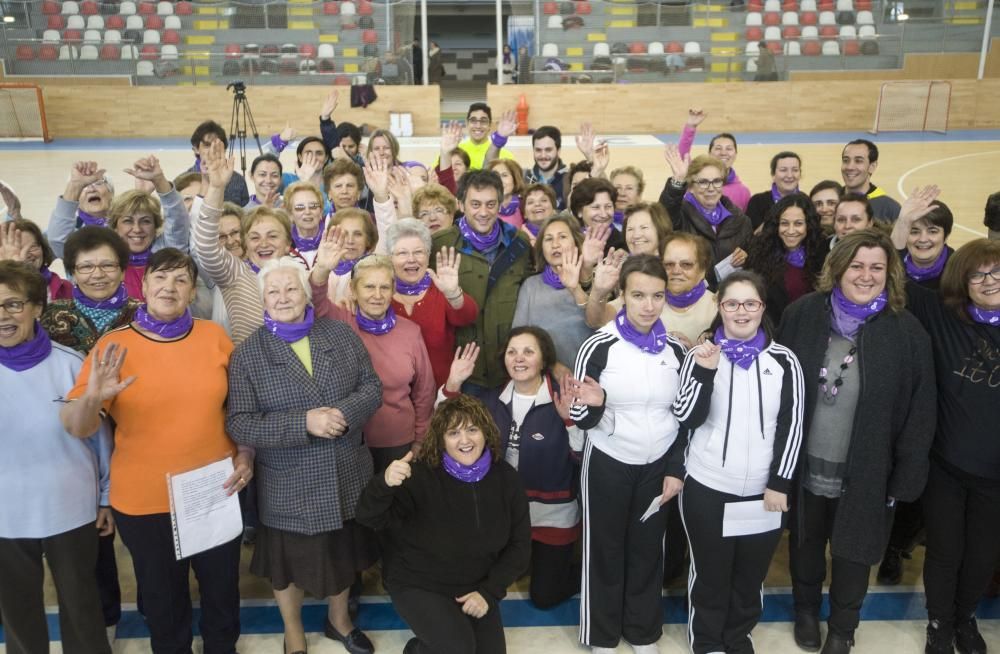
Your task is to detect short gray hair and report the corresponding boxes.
[385,217,433,255]
[257,256,313,304]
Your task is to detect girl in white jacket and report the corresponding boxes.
[672,270,805,654]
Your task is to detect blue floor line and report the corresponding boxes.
[3,592,999,643]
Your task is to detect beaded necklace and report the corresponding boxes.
[818,336,857,405]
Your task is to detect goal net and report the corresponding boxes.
[0,84,51,142]
[871,81,951,134]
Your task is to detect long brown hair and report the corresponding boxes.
[417,395,502,468]
[816,229,906,313]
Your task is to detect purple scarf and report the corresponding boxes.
[614,307,667,354]
[524,221,541,237]
[356,305,396,335]
[334,257,359,276]
[292,218,326,253]
[442,449,492,483]
[830,286,887,341]
[134,304,193,339]
[458,216,501,252]
[714,325,766,370]
[667,279,707,309]
[73,283,128,310]
[395,272,433,296]
[128,249,151,267]
[39,266,53,283]
[726,167,737,185]
[683,191,731,228]
[0,321,52,372]
[613,210,624,230]
[770,183,798,203]
[247,260,261,274]
[77,209,107,228]
[541,265,565,290]
[499,195,521,218]
[786,246,806,269]
[967,304,1000,326]
[904,248,949,282]
[264,304,315,343]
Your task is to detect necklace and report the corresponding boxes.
[818,337,857,405]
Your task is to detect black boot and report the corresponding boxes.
[876,547,904,585]
[955,616,987,654]
[794,612,822,652]
[820,632,853,654]
[925,620,955,654]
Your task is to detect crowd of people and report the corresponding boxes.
[2,92,1000,654]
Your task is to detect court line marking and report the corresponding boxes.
[896,149,1000,238]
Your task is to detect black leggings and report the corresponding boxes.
[529,540,578,609]
[392,585,506,654]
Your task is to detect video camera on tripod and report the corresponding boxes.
[226,80,262,176]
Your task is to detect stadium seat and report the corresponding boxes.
[300,43,317,57]
[136,60,154,75]
[323,1,339,13]
[647,41,664,55]
[802,40,821,54]
[62,1,80,15]
[800,0,817,9]
[357,0,372,15]
[341,1,356,16]
[592,42,610,58]
[836,10,854,24]
[746,56,758,73]
[145,15,163,29]
[163,30,179,44]
[280,43,297,55]
[844,39,860,55]
[839,24,857,38]
[766,40,782,53]
[86,15,104,29]
[140,44,158,59]
[100,44,119,59]
[541,42,558,57]
[764,0,780,11]
[362,29,377,44]
[119,1,136,14]
[764,12,780,25]
[856,10,874,24]
[120,44,138,59]
[576,2,592,15]
[822,40,840,55]
[175,1,193,15]
[683,41,701,54]
[835,0,852,10]
[66,14,85,29]
[781,11,798,25]
[225,43,241,58]
[42,28,62,43]
[819,25,838,38]
[63,28,82,41]
[858,24,876,38]
[161,44,177,59]
[39,45,59,60]
[745,12,763,26]
[818,10,835,24]
[318,43,335,59]
[157,1,173,15]
[316,59,335,73]
[164,15,180,29]
[80,44,98,59]
[784,40,801,55]
[106,15,124,29]
[104,28,121,43]
[547,15,563,29]
[279,56,298,74]
[764,26,781,40]
[629,42,645,54]
[80,1,98,15]
[666,41,683,53]
[744,41,760,55]
[783,26,801,38]
[745,26,763,41]
[543,1,558,14]
[143,29,160,44]
[83,29,101,43]
[16,45,35,60]
[138,2,155,15]
[782,1,799,11]
[125,15,143,30]
[59,44,79,59]
[299,58,316,73]
[47,15,65,29]
[800,11,817,25]
[42,1,59,15]
[334,74,351,85]
[855,0,871,8]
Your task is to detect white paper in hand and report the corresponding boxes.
[722,499,782,537]
[167,457,243,560]
[714,253,739,283]
[639,494,664,523]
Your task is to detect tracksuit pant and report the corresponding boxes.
[679,476,783,654]
[579,442,667,649]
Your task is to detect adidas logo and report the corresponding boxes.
[659,360,670,366]
[762,368,773,375]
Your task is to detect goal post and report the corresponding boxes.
[871,81,951,134]
[0,83,52,142]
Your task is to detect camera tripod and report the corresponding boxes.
[226,81,262,175]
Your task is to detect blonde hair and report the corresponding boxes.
[242,206,293,245]
[686,155,728,184]
[412,183,457,217]
[282,181,324,214]
[107,190,163,232]
[349,254,394,289]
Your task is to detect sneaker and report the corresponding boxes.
[877,547,904,585]
[955,617,987,654]
[630,644,661,654]
[925,620,955,654]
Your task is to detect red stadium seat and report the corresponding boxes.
[39,45,59,59]
[63,28,82,41]
[42,0,59,13]
[106,14,124,28]
[138,2,155,15]
[802,40,821,55]
[628,41,645,54]
[766,41,782,53]
[300,43,317,57]
[800,11,817,25]
[145,15,163,29]
[543,2,558,14]
[362,29,377,44]
[855,0,872,8]
[781,1,798,11]
[763,12,780,25]
[80,0,98,15]
[818,0,834,10]
[783,26,800,38]
[140,44,158,59]
[47,15,65,29]
[819,25,838,38]
[334,74,351,85]
[747,0,763,10]
[745,26,763,41]
[576,2,591,14]
[175,1,193,15]
[666,41,683,53]
[323,1,338,14]
[357,1,373,15]
[225,43,241,58]
[100,44,120,59]
[16,45,35,60]
[843,39,860,55]
[162,29,179,44]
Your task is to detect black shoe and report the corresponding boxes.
[324,620,374,654]
[794,612,822,652]
[955,617,987,654]
[925,620,955,654]
[403,638,421,654]
[242,526,257,546]
[282,638,307,654]
[820,633,854,654]
[877,547,904,585]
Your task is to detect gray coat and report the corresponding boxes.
[777,292,936,565]
[226,317,383,535]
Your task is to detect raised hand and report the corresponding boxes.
[428,247,462,298]
[384,451,414,487]
[592,249,625,295]
[313,224,347,274]
[900,185,942,225]
[364,156,391,203]
[279,121,297,143]
[556,247,583,290]
[581,223,611,269]
[70,161,107,187]
[296,149,321,182]
[203,140,235,191]
[0,222,29,263]
[86,343,136,402]
[692,341,721,369]
[455,591,490,619]
[125,154,169,193]
[0,180,23,220]
[592,139,610,177]
[445,342,480,392]
[440,120,464,159]
[261,188,281,208]
[663,143,690,180]
[320,88,339,120]
[387,166,414,216]
[575,122,596,162]
[686,107,708,127]
[495,109,517,138]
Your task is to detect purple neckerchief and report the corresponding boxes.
[292,218,326,253]
[786,246,806,269]
[667,279,707,309]
[356,305,396,335]
[247,260,261,274]
[830,286,887,341]
[770,183,787,202]
[683,191,731,228]
[334,257,359,276]
[714,325,766,370]
[967,304,1000,326]
[77,209,107,228]
[613,210,624,230]
[541,265,564,290]
[73,283,128,310]
[442,449,492,483]
[128,249,151,267]
[39,266,53,283]
[395,272,433,296]
[264,304,315,343]
[134,304,193,339]
[0,321,52,372]
[904,248,949,282]
[458,216,501,253]
[193,156,202,173]
[499,195,521,218]
[615,307,667,354]
[524,221,541,237]
[726,167,737,184]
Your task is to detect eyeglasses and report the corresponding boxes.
[467,118,491,126]
[692,178,725,191]
[75,262,121,275]
[392,249,428,261]
[83,179,109,191]
[0,299,27,314]
[720,299,764,313]
[968,267,1000,285]
[417,207,448,219]
[292,203,322,212]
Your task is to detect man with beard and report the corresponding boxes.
[524,126,569,210]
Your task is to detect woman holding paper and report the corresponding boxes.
[671,270,805,654]
[60,248,252,654]
[776,230,935,654]
[226,258,383,654]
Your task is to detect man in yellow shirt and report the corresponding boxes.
[458,102,516,170]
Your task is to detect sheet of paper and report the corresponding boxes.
[167,457,242,560]
[722,499,782,537]
[639,494,663,523]
[714,253,739,282]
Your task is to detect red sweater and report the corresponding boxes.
[391,285,479,386]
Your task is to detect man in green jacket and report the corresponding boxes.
[431,169,532,393]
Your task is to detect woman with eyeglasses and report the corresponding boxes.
[777,230,935,654]
[903,238,1000,654]
[660,146,752,281]
[673,270,804,654]
[412,184,459,235]
[283,181,326,268]
[47,161,116,258]
[0,220,72,301]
